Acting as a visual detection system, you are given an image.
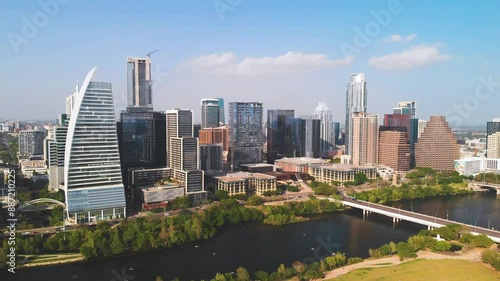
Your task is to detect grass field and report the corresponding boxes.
[20,253,83,266]
[331,259,500,281]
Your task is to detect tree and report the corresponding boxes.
[396,242,416,261]
[247,195,263,206]
[215,190,230,201]
[354,173,368,185]
[155,276,164,281]
[236,267,250,281]
[0,247,7,269]
[292,261,305,276]
[433,241,451,252]
[254,271,269,281]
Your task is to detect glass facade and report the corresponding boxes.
[345,73,367,155]
[266,109,296,163]
[127,57,152,109]
[228,102,263,168]
[64,68,126,221]
[201,99,220,129]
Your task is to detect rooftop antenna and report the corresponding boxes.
[146,49,159,58]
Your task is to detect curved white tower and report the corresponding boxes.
[64,67,126,223]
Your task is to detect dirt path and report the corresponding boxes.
[322,249,484,280]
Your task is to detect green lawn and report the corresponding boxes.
[331,259,500,281]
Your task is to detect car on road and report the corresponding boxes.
[58,227,66,231]
[21,232,31,235]
[164,212,171,216]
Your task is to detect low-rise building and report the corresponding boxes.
[20,159,47,178]
[454,157,500,176]
[309,164,377,184]
[274,157,330,174]
[216,172,277,196]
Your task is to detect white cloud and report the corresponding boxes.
[385,33,417,43]
[180,51,353,76]
[369,45,451,71]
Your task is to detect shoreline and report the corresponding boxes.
[322,248,488,280]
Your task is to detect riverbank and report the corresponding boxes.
[323,248,486,280]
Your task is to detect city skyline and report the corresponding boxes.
[1,1,499,125]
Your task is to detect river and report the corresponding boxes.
[6,191,500,281]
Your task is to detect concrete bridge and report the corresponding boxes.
[470,182,500,195]
[318,196,500,243]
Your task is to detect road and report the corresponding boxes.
[3,205,206,237]
[337,195,500,240]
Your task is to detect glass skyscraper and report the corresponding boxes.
[64,68,126,223]
[201,99,220,129]
[217,98,225,125]
[127,56,152,109]
[228,102,263,169]
[345,73,367,156]
[266,109,296,163]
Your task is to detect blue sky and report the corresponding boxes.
[1,0,499,125]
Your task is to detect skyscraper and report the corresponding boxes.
[200,144,223,171]
[487,132,500,158]
[486,118,500,157]
[127,56,152,109]
[201,99,220,129]
[64,68,126,222]
[378,126,410,171]
[418,120,428,139]
[333,122,340,146]
[166,109,194,167]
[393,101,416,118]
[345,73,367,155]
[415,116,460,171]
[65,90,78,117]
[313,102,336,155]
[47,114,69,191]
[165,109,206,199]
[267,109,296,163]
[217,98,225,125]
[117,108,166,186]
[228,102,263,169]
[350,112,378,166]
[18,129,45,159]
[301,116,321,158]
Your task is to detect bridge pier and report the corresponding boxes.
[427,225,434,231]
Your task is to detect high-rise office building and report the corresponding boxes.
[415,116,460,171]
[193,124,201,139]
[350,112,378,166]
[64,68,126,222]
[313,102,336,155]
[228,102,264,169]
[18,129,45,159]
[487,132,500,158]
[65,90,78,117]
[333,122,340,146]
[199,127,229,152]
[47,114,69,191]
[418,120,428,139]
[486,118,500,157]
[200,144,223,171]
[378,126,410,171]
[301,116,321,158]
[345,73,367,155]
[117,108,166,186]
[127,56,152,109]
[393,101,416,118]
[166,109,193,166]
[217,98,225,125]
[165,109,206,199]
[201,99,220,129]
[267,109,296,163]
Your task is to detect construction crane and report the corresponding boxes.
[146,49,159,58]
